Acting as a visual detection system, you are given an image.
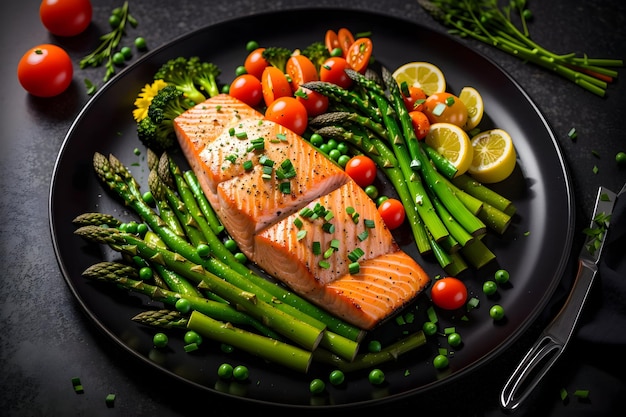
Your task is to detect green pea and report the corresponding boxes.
[490,304,505,320]
[494,269,510,284]
[309,378,326,394]
[175,298,191,313]
[331,47,343,57]
[482,280,497,295]
[422,321,437,336]
[433,354,449,369]
[134,37,147,51]
[246,40,259,52]
[368,368,385,385]
[368,340,382,353]
[328,149,341,161]
[376,195,389,207]
[235,65,247,76]
[152,332,168,348]
[196,243,211,258]
[447,332,462,347]
[136,223,148,236]
[234,252,247,263]
[337,154,351,168]
[184,330,203,345]
[336,142,349,155]
[120,46,132,60]
[217,363,233,379]
[329,369,345,385]
[139,266,153,280]
[224,238,238,252]
[364,184,379,199]
[233,365,249,381]
[309,133,324,147]
[109,14,121,29]
[220,343,234,354]
[615,151,626,166]
[142,191,154,205]
[112,51,125,66]
[326,139,338,150]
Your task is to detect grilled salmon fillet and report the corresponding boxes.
[174,94,430,330]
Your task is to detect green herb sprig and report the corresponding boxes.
[418,0,623,96]
[79,1,138,82]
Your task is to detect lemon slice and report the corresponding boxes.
[468,129,517,183]
[392,62,446,96]
[458,86,484,131]
[424,122,473,176]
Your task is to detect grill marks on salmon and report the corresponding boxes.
[173,95,430,330]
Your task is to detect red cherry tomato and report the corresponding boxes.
[261,66,292,106]
[319,57,353,89]
[346,38,373,74]
[337,28,356,57]
[430,277,468,310]
[402,86,427,112]
[39,0,92,37]
[324,29,340,54]
[286,54,318,92]
[377,198,406,230]
[409,110,431,140]
[17,44,73,97]
[264,97,308,135]
[229,74,263,107]
[244,47,268,80]
[344,155,377,187]
[423,92,468,127]
[295,87,329,117]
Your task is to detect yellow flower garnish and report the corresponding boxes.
[133,79,168,122]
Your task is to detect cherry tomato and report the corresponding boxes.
[17,44,73,97]
[39,0,92,37]
[264,97,308,135]
[295,87,329,117]
[377,198,406,230]
[423,92,468,127]
[286,54,318,91]
[229,74,263,107]
[344,155,377,187]
[346,38,373,74]
[430,277,468,310]
[261,66,292,106]
[402,86,427,112]
[409,110,430,140]
[319,57,353,89]
[337,28,356,57]
[244,47,268,80]
[325,29,341,55]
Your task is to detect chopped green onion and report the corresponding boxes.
[433,102,446,116]
[184,342,199,352]
[259,155,274,167]
[427,306,438,323]
[279,181,291,194]
[242,160,253,171]
[330,239,340,250]
[567,127,577,139]
[105,393,116,407]
[276,133,287,141]
[322,222,335,233]
[319,260,330,269]
[323,247,335,259]
[574,389,590,399]
[348,261,360,274]
[348,247,365,262]
[364,219,376,228]
[357,230,369,241]
[312,241,321,255]
[296,230,307,241]
[324,211,335,221]
[293,217,303,229]
[235,131,248,139]
[228,127,235,136]
[445,96,455,106]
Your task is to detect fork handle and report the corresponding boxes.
[499,258,597,411]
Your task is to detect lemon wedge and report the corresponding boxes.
[468,129,517,183]
[392,61,446,96]
[424,122,473,176]
[458,86,484,131]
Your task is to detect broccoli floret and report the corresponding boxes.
[186,56,222,98]
[301,41,331,72]
[137,85,195,153]
[261,47,293,73]
[154,57,206,104]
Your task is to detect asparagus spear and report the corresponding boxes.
[74,225,324,351]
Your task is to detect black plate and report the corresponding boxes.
[49,8,574,408]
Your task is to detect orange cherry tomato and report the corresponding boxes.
[430,277,468,310]
[264,97,308,135]
[402,86,427,112]
[346,37,373,74]
[325,29,340,54]
[261,66,292,107]
[286,54,318,92]
[17,44,73,97]
[319,57,352,89]
[423,92,468,127]
[39,0,92,37]
[409,110,431,140]
[295,87,329,117]
[244,47,269,80]
[377,198,406,230]
[344,155,377,187]
[337,28,356,57]
[229,74,263,107]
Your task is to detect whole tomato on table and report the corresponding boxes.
[17,44,73,97]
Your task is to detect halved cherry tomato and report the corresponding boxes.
[17,44,73,97]
[402,86,427,112]
[319,57,352,89]
[337,28,356,57]
[295,87,329,117]
[423,92,468,127]
[325,29,340,55]
[346,37,373,74]
[244,47,269,80]
[40,0,92,37]
[261,66,292,107]
[264,97,308,135]
[377,198,406,230]
[286,54,318,92]
[229,74,263,107]
[430,277,468,310]
[409,110,430,140]
[344,155,377,187]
